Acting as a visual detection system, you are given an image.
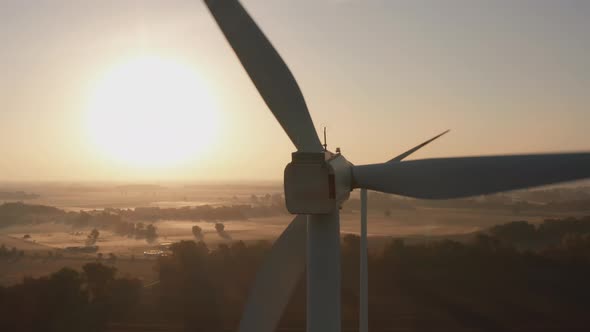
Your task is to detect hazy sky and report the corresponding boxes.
[1,0,588,181]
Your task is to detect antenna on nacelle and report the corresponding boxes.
[323,127,328,151]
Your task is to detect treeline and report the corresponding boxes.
[0,201,288,230]
[0,263,141,332]
[487,216,590,250]
[0,202,289,244]
[0,244,25,259]
[0,202,64,227]
[342,191,590,215]
[151,221,590,331]
[64,211,158,242]
[113,202,287,221]
[0,191,40,200]
[517,186,590,203]
[2,216,590,331]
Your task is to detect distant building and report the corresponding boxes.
[143,249,166,257]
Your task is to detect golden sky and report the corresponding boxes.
[1,0,589,181]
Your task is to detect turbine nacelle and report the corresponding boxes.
[284,151,352,214]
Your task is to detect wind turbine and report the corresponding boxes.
[201,1,590,332]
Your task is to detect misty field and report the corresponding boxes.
[0,207,570,287]
[1,182,589,288]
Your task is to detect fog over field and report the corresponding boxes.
[3,181,590,237]
[1,181,590,286]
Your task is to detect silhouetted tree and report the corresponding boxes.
[490,220,536,249]
[250,194,258,204]
[215,222,231,240]
[108,253,117,263]
[192,225,203,241]
[86,228,100,246]
[0,263,141,332]
[145,224,158,243]
[83,262,116,300]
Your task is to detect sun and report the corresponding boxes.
[85,56,218,168]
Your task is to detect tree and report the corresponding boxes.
[490,221,536,249]
[145,224,158,243]
[134,222,145,239]
[192,225,203,241]
[169,240,209,265]
[86,228,100,246]
[82,262,116,301]
[250,194,258,203]
[76,211,91,227]
[108,253,117,263]
[158,240,220,330]
[109,278,141,319]
[215,222,231,240]
[475,233,501,252]
[43,268,88,332]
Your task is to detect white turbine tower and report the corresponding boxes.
[201,1,590,332]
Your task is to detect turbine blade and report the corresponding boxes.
[353,152,590,199]
[389,129,450,162]
[239,214,307,332]
[203,0,323,152]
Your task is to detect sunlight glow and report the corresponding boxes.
[85,56,218,168]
